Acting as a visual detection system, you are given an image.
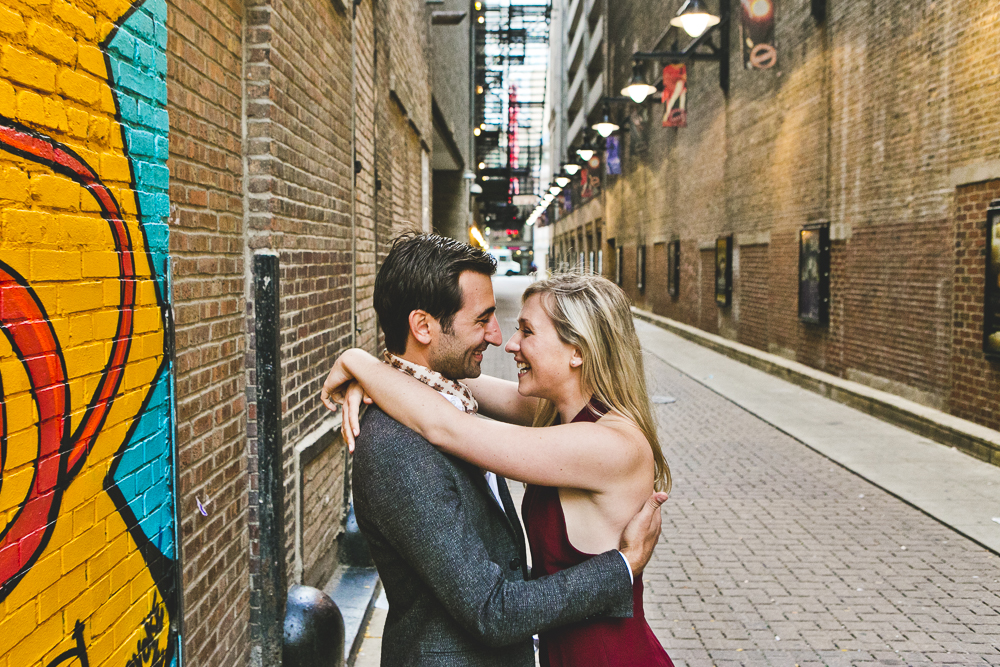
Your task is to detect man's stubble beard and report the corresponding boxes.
[430,332,484,381]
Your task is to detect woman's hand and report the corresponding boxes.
[339,381,372,452]
[320,349,375,451]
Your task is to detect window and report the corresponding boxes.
[667,240,680,298]
[715,236,732,306]
[798,224,830,325]
[637,245,646,292]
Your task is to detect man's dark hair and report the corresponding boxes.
[374,233,497,354]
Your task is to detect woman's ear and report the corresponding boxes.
[409,309,435,346]
[570,348,584,368]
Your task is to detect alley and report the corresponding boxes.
[357,275,1000,667]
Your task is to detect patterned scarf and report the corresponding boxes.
[383,352,479,415]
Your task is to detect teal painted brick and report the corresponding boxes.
[154,20,167,50]
[154,51,166,78]
[108,30,136,61]
[127,10,155,42]
[155,136,168,161]
[147,0,167,23]
[138,161,169,190]
[138,192,170,217]
[138,100,169,132]
[125,127,156,156]
[135,40,154,70]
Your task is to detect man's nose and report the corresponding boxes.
[485,314,502,346]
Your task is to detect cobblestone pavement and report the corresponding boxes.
[357,276,1000,666]
[641,352,1000,666]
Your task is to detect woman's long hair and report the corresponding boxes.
[523,273,671,493]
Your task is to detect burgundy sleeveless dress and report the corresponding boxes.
[522,399,674,667]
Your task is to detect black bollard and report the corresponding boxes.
[283,585,346,667]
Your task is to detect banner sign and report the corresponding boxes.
[661,64,687,127]
[605,136,621,175]
[740,0,777,70]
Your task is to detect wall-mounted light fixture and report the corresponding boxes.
[555,174,571,187]
[563,163,581,176]
[575,133,598,161]
[591,101,620,137]
[621,62,659,104]
[670,0,721,37]
[633,0,730,93]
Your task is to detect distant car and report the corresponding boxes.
[489,249,521,276]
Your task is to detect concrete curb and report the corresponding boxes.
[632,308,1000,468]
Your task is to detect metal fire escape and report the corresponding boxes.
[474,0,551,231]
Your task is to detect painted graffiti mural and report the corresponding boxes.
[0,0,177,664]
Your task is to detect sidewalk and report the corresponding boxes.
[633,318,1000,555]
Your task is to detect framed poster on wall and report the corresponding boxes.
[798,223,831,325]
[637,245,646,292]
[667,240,680,298]
[715,236,732,306]
[984,201,1000,358]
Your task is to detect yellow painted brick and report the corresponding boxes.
[68,312,94,344]
[3,208,49,244]
[99,153,131,184]
[53,0,96,41]
[15,88,45,126]
[62,340,103,376]
[90,582,129,635]
[56,563,88,607]
[31,173,79,211]
[0,358,29,394]
[2,46,57,92]
[88,115,109,145]
[77,43,104,77]
[7,613,63,667]
[101,276,119,306]
[92,307,118,335]
[0,5,25,35]
[0,395,35,440]
[137,331,164,360]
[62,574,110,634]
[0,595,37,652]
[1,553,60,618]
[133,305,163,334]
[48,315,68,350]
[30,248,81,280]
[99,83,115,114]
[28,20,77,65]
[137,278,158,304]
[0,463,33,520]
[66,105,88,138]
[82,250,119,278]
[41,95,68,132]
[0,166,29,202]
[0,79,14,116]
[59,280,103,313]
[57,68,98,104]
[93,0,133,29]
[58,214,107,247]
[37,584,61,624]
[60,522,105,573]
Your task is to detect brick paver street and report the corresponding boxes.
[359,276,1000,666]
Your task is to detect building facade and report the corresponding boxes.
[547,0,1000,444]
[0,0,449,665]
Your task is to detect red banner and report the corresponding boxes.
[661,64,687,127]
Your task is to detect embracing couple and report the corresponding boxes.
[321,233,674,667]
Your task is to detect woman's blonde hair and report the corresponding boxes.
[523,273,671,493]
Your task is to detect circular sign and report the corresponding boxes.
[749,43,777,69]
[588,155,601,170]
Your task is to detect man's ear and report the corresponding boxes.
[570,347,584,368]
[408,309,435,346]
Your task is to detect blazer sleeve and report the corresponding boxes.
[355,414,633,648]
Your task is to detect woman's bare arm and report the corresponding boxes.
[322,349,645,491]
[462,374,538,426]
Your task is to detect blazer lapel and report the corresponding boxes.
[495,475,529,578]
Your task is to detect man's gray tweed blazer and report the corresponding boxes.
[352,406,634,667]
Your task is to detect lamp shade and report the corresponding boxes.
[669,0,720,38]
[563,164,581,175]
[576,147,595,161]
[549,185,562,195]
[592,109,620,137]
[555,175,571,187]
[621,64,658,104]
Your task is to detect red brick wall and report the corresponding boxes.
[950,181,1000,430]
[842,220,953,400]
[167,0,249,664]
[737,244,769,351]
[699,249,718,335]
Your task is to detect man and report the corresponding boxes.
[326,234,666,666]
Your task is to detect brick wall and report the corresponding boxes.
[737,244,769,351]
[950,181,1000,431]
[1,0,181,665]
[552,0,1000,433]
[167,0,248,663]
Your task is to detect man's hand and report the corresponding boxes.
[618,491,668,577]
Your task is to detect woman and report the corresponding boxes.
[324,273,673,666]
